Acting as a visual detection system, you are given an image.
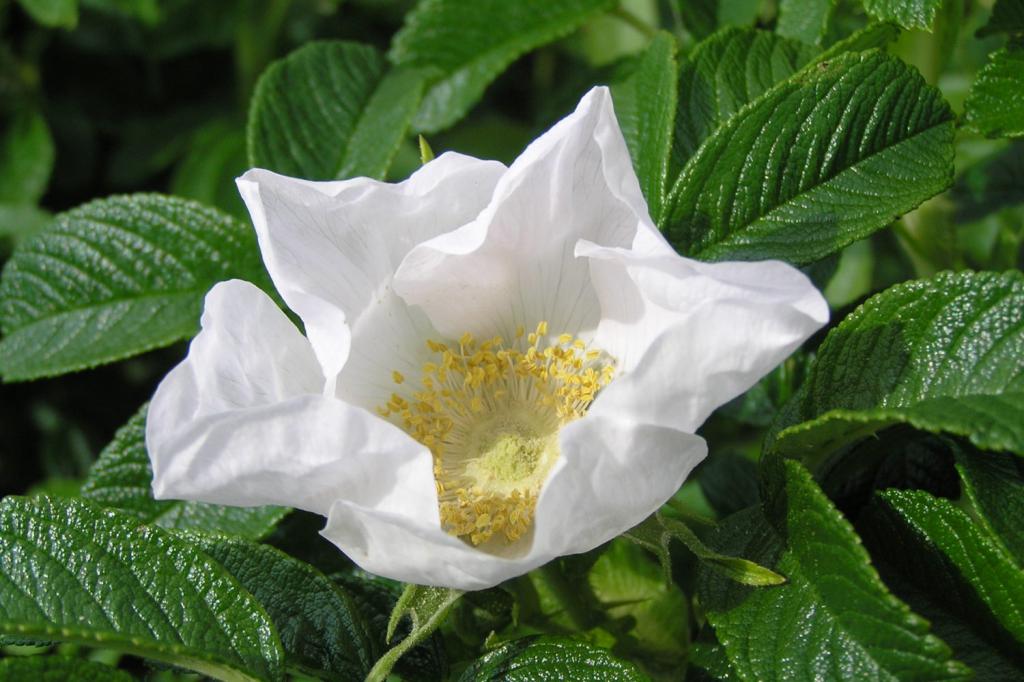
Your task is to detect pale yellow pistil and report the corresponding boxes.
[377,322,615,547]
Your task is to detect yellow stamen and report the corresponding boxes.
[377,321,615,548]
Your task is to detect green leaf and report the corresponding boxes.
[664,50,954,264]
[813,429,961,515]
[171,119,248,219]
[0,110,55,205]
[80,404,288,539]
[776,0,835,46]
[873,568,1023,679]
[0,496,284,681]
[965,44,1024,139]
[977,0,1024,38]
[0,194,268,381]
[0,656,133,681]
[457,636,650,681]
[625,512,785,587]
[15,0,77,28]
[673,28,817,171]
[248,41,427,181]
[0,204,51,246]
[952,141,1024,221]
[188,534,377,681]
[610,32,678,223]
[955,449,1024,563]
[688,640,740,680]
[366,584,462,682]
[863,489,1024,667]
[769,271,1024,464]
[697,452,761,518]
[674,0,716,40]
[815,21,901,61]
[862,0,942,30]
[389,0,615,133]
[588,540,689,666]
[699,459,969,681]
[674,0,761,40]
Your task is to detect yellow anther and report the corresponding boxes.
[377,322,615,548]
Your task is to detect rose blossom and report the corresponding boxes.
[146,86,827,590]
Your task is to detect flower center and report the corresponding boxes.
[377,322,615,547]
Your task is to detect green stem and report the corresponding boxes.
[664,498,716,528]
[610,5,657,39]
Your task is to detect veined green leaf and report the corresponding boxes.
[665,50,954,264]
[189,535,376,681]
[863,489,1024,670]
[977,0,1024,38]
[0,194,268,381]
[0,110,54,205]
[674,0,761,40]
[873,569,1023,679]
[699,459,969,681]
[80,404,288,539]
[955,449,1024,563]
[964,44,1024,139]
[610,32,677,223]
[366,584,461,682]
[673,28,817,171]
[456,636,649,681]
[389,0,615,133]
[815,21,901,61]
[688,640,740,680]
[0,656,132,681]
[15,0,77,27]
[862,0,942,30]
[776,0,835,46]
[769,271,1024,464]
[248,41,427,181]
[0,496,284,681]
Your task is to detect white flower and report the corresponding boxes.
[146,86,827,590]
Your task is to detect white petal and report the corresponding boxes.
[236,153,506,395]
[149,394,432,517]
[146,279,433,516]
[321,416,703,590]
[578,242,829,433]
[393,86,652,340]
[322,499,542,590]
[153,279,323,418]
[533,416,706,557]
